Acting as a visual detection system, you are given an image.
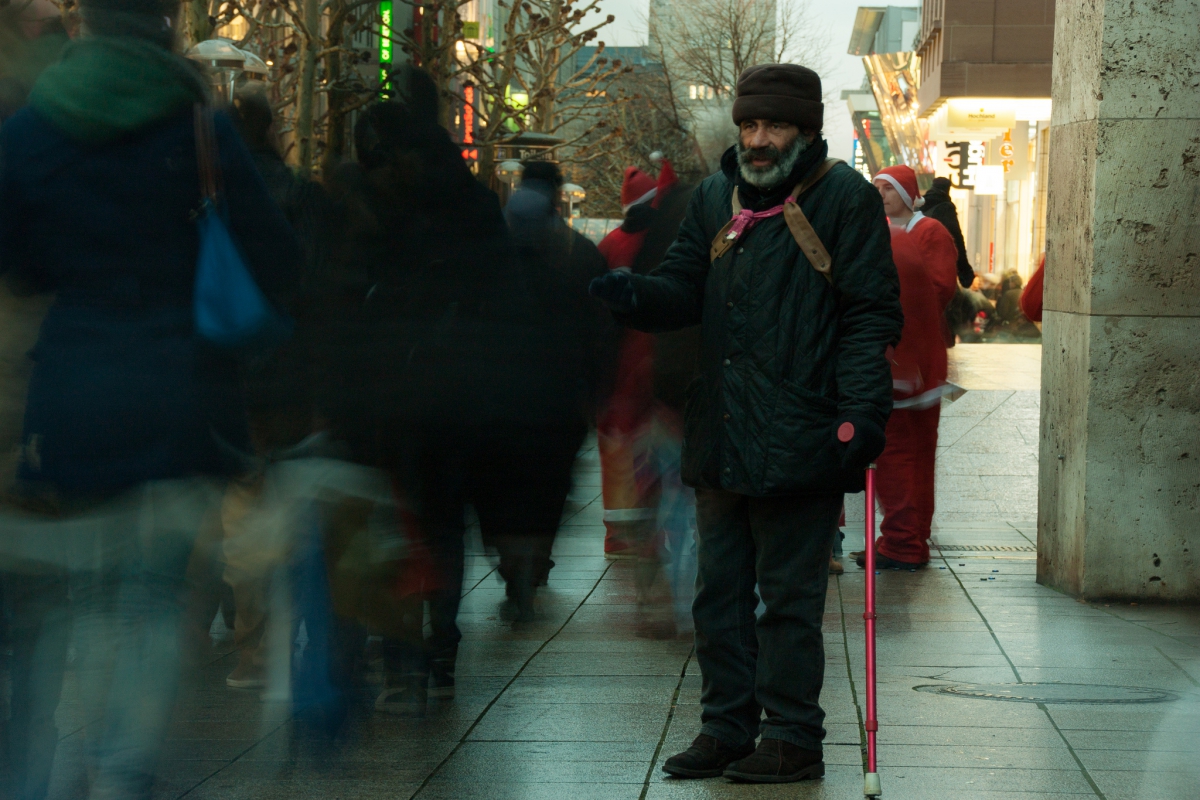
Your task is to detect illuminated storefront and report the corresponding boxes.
[911,0,1055,280]
[842,88,896,178]
[849,3,1053,279]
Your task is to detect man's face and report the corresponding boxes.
[736,120,814,189]
[874,181,910,219]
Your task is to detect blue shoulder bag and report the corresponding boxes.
[193,104,294,348]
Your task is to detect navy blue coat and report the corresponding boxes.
[0,107,301,495]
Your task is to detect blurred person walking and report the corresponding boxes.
[595,163,676,560]
[624,167,702,629]
[1020,254,1045,323]
[500,160,613,608]
[198,86,337,694]
[0,1,300,796]
[590,64,903,783]
[0,8,70,799]
[321,69,593,714]
[855,165,958,570]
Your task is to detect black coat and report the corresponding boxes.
[505,187,618,422]
[0,107,300,494]
[620,144,903,497]
[922,190,974,288]
[319,115,596,468]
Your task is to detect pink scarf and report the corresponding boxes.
[722,202,789,243]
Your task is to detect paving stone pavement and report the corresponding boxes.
[42,344,1200,799]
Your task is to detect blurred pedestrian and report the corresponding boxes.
[591,63,903,783]
[626,166,701,628]
[1020,254,1045,323]
[921,176,973,288]
[206,86,335,693]
[595,163,674,560]
[0,0,300,795]
[856,165,958,569]
[322,68,603,715]
[499,159,612,613]
[993,268,1041,339]
[321,72,509,714]
[0,0,68,122]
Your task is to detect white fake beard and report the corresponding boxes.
[737,135,809,189]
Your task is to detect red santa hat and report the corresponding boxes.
[874,165,924,210]
[651,158,678,209]
[621,166,658,212]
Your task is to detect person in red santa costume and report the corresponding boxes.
[596,159,678,559]
[858,165,959,569]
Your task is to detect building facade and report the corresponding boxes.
[914,0,1055,279]
[852,1,1055,280]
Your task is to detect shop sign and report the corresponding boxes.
[379,0,392,86]
[999,129,1015,173]
[947,104,1016,130]
[944,141,987,189]
[462,20,480,39]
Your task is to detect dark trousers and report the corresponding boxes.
[876,406,940,564]
[692,489,841,752]
[387,422,587,670]
[1,570,69,800]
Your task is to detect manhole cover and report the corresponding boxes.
[934,544,1037,552]
[914,682,1177,705]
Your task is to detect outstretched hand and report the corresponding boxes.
[588,270,637,314]
[834,414,887,474]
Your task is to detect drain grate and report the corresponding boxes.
[933,544,1036,552]
[915,682,1178,705]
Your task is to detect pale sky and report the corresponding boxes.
[594,0,901,162]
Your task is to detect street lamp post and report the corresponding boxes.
[495,160,525,206]
[186,39,269,103]
[560,183,586,222]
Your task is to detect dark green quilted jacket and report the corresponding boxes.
[621,144,903,496]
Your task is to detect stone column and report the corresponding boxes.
[1038,0,1200,600]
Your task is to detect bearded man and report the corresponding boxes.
[590,64,903,784]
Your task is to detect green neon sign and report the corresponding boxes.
[380,0,393,86]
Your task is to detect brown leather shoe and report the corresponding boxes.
[723,738,825,783]
[663,734,756,779]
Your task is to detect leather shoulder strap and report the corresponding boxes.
[708,188,741,263]
[785,158,842,284]
[784,203,832,284]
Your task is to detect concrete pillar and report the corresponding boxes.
[1038,0,1200,600]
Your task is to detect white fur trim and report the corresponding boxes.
[874,173,914,210]
[621,187,657,213]
[904,210,926,233]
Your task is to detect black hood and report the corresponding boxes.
[721,137,830,211]
[922,188,953,210]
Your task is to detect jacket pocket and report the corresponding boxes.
[761,380,841,495]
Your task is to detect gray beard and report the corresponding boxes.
[737,136,810,189]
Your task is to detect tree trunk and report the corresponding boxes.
[323,3,347,174]
[436,1,458,131]
[294,0,320,175]
[182,0,213,49]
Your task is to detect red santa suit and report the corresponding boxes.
[596,162,678,557]
[872,166,959,565]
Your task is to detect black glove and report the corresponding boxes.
[834,413,887,473]
[589,270,637,314]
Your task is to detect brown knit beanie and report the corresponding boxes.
[732,64,824,131]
